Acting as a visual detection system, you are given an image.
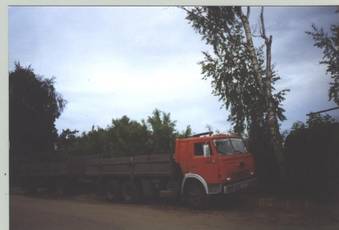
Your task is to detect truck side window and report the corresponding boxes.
[194,143,210,157]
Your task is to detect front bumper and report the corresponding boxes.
[207,177,256,195]
[223,177,256,194]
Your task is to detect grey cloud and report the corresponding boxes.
[9,6,338,134]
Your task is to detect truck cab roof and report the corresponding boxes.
[176,133,240,143]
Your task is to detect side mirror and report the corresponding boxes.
[203,144,211,157]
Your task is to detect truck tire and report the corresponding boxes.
[105,180,122,202]
[121,180,141,203]
[55,179,73,196]
[55,182,66,196]
[22,178,38,195]
[184,181,207,209]
[24,184,38,195]
[140,179,160,201]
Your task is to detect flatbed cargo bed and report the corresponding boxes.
[17,154,176,178]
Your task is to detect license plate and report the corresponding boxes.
[224,181,249,193]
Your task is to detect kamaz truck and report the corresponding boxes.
[18,132,256,208]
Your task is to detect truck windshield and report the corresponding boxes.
[230,138,247,153]
[213,138,247,155]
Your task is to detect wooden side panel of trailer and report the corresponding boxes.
[85,157,132,176]
[133,154,174,176]
[84,154,174,177]
[17,153,175,178]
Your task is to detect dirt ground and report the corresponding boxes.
[10,193,339,230]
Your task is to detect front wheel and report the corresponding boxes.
[184,182,207,209]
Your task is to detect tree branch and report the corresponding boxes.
[260,7,266,40]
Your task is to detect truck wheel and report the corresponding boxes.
[24,184,38,195]
[55,179,72,196]
[46,182,57,194]
[140,179,159,201]
[121,181,141,203]
[184,182,207,209]
[56,183,66,196]
[22,178,38,195]
[105,181,121,202]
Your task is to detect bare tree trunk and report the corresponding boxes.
[237,6,286,181]
[236,7,265,92]
[259,7,286,181]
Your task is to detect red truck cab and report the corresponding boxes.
[174,132,256,206]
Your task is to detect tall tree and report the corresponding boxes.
[9,63,66,159]
[176,125,193,138]
[257,7,287,179]
[56,110,185,157]
[56,129,79,156]
[184,6,288,180]
[147,109,176,154]
[109,116,150,156]
[306,9,339,105]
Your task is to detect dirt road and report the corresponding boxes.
[10,194,339,230]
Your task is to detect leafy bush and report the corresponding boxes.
[56,109,192,157]
[284,114,339,198]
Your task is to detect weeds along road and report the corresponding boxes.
[10,194,339,230]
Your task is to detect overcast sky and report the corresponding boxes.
[9,6,339,134]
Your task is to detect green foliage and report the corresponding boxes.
[147,109,176,153]
[9,63,66,159]
[289,114,336,135]
[56,129,79,157]
[80,126,111,156]
[184,6,288,134]
[176,125,193,138]
[307,113,336,128]
[285,114,339,198]
[109,116,150,156]
[57,109,186,157]
[184,6,289,184]
[290,121,306,133]
[306,11,339,105]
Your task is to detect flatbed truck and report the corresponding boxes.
[17,132,256,208]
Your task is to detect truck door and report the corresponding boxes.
[189,141,219,184]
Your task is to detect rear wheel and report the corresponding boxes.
[55,178,75,196]
[184,181,207,209]
[121,180,142,203]
[105,180,122,202]
[55,180,69,196]
[140,179,160,201]
[24,184,38,195]
[55,184,65,196]
[22,177,39,195]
